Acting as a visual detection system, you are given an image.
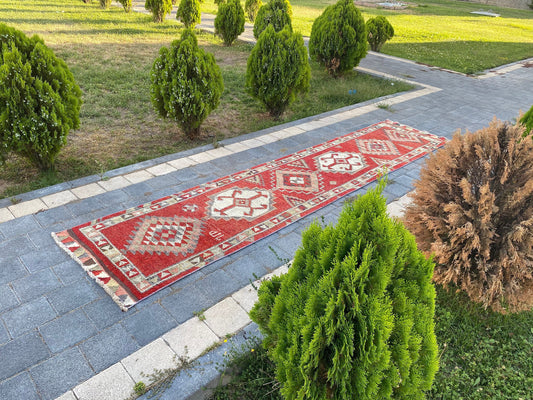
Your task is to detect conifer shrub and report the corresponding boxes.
[246,25,309,118]
[150,29,223,139]
[99,0,111,8]
[366,16,394,52]
[252,0,292,39]
[145,0,172,22]
[177,0,201,28]
[308,0,367,77]
[215,0,245,46]
[117,0,133,12]
[0,24,82,170]
[520,104,533,136]
[250,181,439,399]
[404,119,533,312]
[245,0,262,22]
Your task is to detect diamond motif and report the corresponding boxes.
[384,127,421,143]
[356,139,399,155]
[275,170,319,192]
[209,188,272,220]
[317,152,366,173]
[125,216,201,256]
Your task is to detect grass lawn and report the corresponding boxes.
[209,285,533,400]
[203,0,533,74]
[0,0,410,199]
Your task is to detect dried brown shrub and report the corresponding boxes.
[404,118,533,312]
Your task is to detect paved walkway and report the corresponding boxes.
[0,6,533,400]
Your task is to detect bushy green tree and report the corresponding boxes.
[246,25,309,118]
[117,0,133,12]
[309,0,367,77]
[145,0,172,22]
[150,29,223,139]
[245,0,262,22]
[251,181,439,399]
[253,0,292,39]
[99,0,112,8]
[0,24,82,170]
[215,0,245,45]
[520,104,533,136]
[177,0,201,28]
[366,16,394,52]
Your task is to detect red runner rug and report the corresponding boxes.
[53,120,446,310]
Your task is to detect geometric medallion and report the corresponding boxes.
[384,127,421,143]
[275,170,319,192]
[125,216,202,256]
[209,188,272,220]
[356,139,400,155]
[316,152,366,173]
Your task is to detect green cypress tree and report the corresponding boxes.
[150,29,224,139]
[99,0,112,9]
[246,25,310,118]
[250,181,439,399]
[253,0,292,39]
[177,0,201,28]
[245,0,262,22]
[366,16,394,52]
[308,0,367,77]
[520,104,533,136]
[145,0,172,22]
[215,0,245,46]
[117,0,133,12]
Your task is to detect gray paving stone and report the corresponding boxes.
[0,372,40,400]
[271,231,303,258]
[34,206,75,228]
[223,254,268,287]
[28,228,61,249]
[2,297,57,338]
[145,170,188,190]
[80,323,139,373]
[197,269,242,304]
[83,298,126,330]
[66,195,110,216]
[161,284,212,324]
[20,247,69,273]
[52,259,88,285]
[40,309,97,354]
[0,236,36,258]
[0,331,49,381]
[0,321,9,345]
[0,256,27,286]
[30,347,93,400]
[11,268,62,303]
[122,303,176,346]
[47,278,100,314]
[0,214,40,238]
[0,285,19,314]
[121,181,154,198]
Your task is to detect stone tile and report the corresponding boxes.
[188,151,216,164]
[0,331,49,380]
[30,347,93,400]
[231,284,259,313]
[2,297,56,338]
[8,198,47,218]
[83,298,126,330]
[55,391,77,400]
[80,324,139,373]
[197,269,242,304]
[146,163,177,176]
[121,181,154,199]
[41,190,78,209]
[74,363,135,400]
[47,278,99,314]
[34,206,75,228]
[122,304,176,346]
[161,284,212,324]
[223,142,248,153]
[224,255,268,287]
[124,170,154,184]
[52,259,88,285]
[204,146,234,158]
[65,195,110,216]
[40,309,97,354]
[0,284,19,314]
[121,338,177,383]
[0,208,15,224]
[20,247,69,273]
[167,157,197,170]
[0,236,36,258]
[0,256,27,286]
[0,372,40,400]
[163,317,219,361]
[203,297,250,338]
[11,268,62,303]
[0,321,9,345]
[71,183,107,199]
[0,214,40,238]
[97,176,130,191]
[270,231,303,259]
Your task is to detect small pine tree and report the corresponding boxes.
[177,0,201,28]
[309,0,367,77]
[215,0,245,46]
[145,0,173,22]
[253,0,292,39]
[0,24,82,170]
[99,0,112,8]
[366,16,394,52]
[404,118,533,312]
[520,104,533,136]
[150,29,224,139]
[245,0,262,22]
[246,25,309,118]
[251,181,439,400]
[117,0,133,12]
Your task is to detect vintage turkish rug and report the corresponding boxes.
[53,120,446,310]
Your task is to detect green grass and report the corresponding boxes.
[0,0,411,198]
[209,285,533,400]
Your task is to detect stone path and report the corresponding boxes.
[0,5,532,400]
